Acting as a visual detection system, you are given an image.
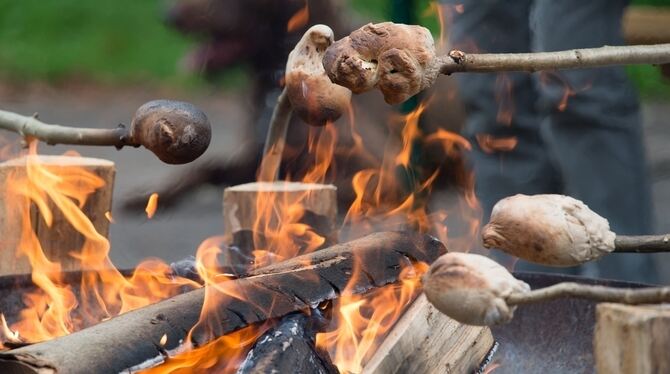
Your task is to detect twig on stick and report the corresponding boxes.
[506,282,670,306]
[0,100,211,164]
[323,22,670,104]
[423,252,670,327]
[259,89,292,182]
[614,234,670,253]
[437,43,670,75]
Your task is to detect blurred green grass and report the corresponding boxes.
[0,0,668,98]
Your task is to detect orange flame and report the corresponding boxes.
[146,192,159,219]
[0,141,199,345]
[287,2,309,32]
[141,325,267,374]
[475,134,518,154]
[316,262,429,372]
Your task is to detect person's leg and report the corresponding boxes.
[444,0,560,224]
[533,0,657,283]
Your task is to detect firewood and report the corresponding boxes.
[0,231,444,374]
[238,312,339,374]
[482,194,670,267]
[223,181,338,246]
[363,294,495,374]
[594,303,670,374]
[0,100,211,164]
[324,22,670,105]
[0,155,115,276]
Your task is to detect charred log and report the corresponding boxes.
[237,312,338,374]
[0,231,444,374]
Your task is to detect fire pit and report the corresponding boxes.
[0,13,669,374]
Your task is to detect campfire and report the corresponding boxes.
[1,11,670,374]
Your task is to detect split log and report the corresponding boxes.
[0,155,115,276]
[0,231,444,374]
[594,303,670,374]
[223,181,338,246]
[363,294,494,374]
[237,312,339,374]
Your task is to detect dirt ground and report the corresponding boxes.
[1,83,670,282]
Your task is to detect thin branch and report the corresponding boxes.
[438,43,670,75]
[615,234,670,253]
[258,88,293,182]
[0,100,211,164]
[506,282,670,306]
[0,109,131,147]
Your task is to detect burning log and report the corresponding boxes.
[423,252,670,326]
[594,303,670,374]
[0,100,211,164]
[237,312,339,374]
[323,22,670,104]
[482,194,670,267]
[223,181,338,249]
[259,24,351,182]
[0,231,443,374]
[362,294,495,374]
[0,155,114,276]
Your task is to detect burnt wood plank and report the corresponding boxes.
[0,231,444,374]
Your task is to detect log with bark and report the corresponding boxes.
[0,231,444,374]
[237,312,339,374]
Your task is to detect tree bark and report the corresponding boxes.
[614,234,670,253]
[0,231,444,374]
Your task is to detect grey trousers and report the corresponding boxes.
[443,0,658,283]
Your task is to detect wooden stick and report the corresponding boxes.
[258,88,292,182]
[614,234,670,253]
[324,23,670,105]
[0,100,211,164]
[0,232,445,374]
[506,282,670,306]
[0,155,115,276]
[437,44,670,75]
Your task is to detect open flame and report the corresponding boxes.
[316,262,429,373]
[145,98,479,372]
[0,7,481,367]
[0,141,199,345]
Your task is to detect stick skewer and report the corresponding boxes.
[482,194,670,267]
[323,22,670,104]
[258,25,351,182]
[422,252,670,326]
[0,100,211,164]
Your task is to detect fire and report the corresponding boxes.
[475,134,518,154]
[316,262,429,373]
[142,325,268,374]
[0,141,199,346]
[287,1,309,32]
[146,192,159,219]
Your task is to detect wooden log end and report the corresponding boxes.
[0,155,115,275]
[595,303,670,374]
